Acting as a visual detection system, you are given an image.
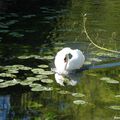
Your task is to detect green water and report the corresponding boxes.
[0,0,120,120]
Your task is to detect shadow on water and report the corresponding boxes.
[0,0,120,120]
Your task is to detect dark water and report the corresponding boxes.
[0,0,120,120]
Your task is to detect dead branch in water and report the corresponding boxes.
[83,14,120,54]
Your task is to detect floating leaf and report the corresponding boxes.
[114,116,120,120]
[0,83,9,88]
[96,52,118,58]
[72,93,85,98]
[43,56,54,60]
[38,65,49,68]
[22,14,36,18]
[0,73,16,78]
[115,95,120,98]
[40,71,54,75]
[84,61,91,65]
[109,105,120,110]
[17,55,42,59]
[31,68,44,74]
[4,65,32,71]
[29,83,42,88]
[41,79,53,83]
[0,79,4,82]
[0,30,9,33]
[17,56,31,59]
[31,86,53,92]
[19,66,32,70]
[6,20,18,25]
[100,77,119,84]
[20,81,33,86]
[20,77,40,86]
[0,23,9,28]
[0,17,5,20]
[89,58,102,62]
[58,90,71,95]
[9,32,24,38]
[73,100,86,105]
[35,75,48,79]
[6,70,19,74]
[2,79,19,87]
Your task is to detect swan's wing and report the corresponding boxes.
[67,49,85,70]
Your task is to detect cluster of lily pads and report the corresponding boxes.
[0,62,88,105]
[0,64,54,91]
[17,54,54,60]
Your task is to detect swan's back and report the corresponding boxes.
[66,49,85,70]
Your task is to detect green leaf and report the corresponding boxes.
[73,100,86,105]
[41,79,53,84]
[31,86,53,92]
[72,93,85,98]
[31,68,45,74]
[109,105,120,110]
[38,64,49,68]
[100,77,119,84]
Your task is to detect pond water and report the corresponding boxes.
[0,0,120,120]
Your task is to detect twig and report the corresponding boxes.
[83,14,120,54]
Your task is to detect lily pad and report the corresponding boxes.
[38,65,49,68]
[26,77,40,82]
[6,70,19,74]
[20,80,33,86]
[58,90,71,95]
[2,79,19,87]
[0,73,16,78]
[41,79,53,83]
[31,68,44,74]
[43,56,54,60]
[115,95,120,98]
[73,100,86,105]
[23,14,36,18]
[0,79,4,82]
[0,23,9,28]
[109,105,120,111]
[89,58,102,62]
[6,20,18,25]
[18,55,42,60]
[0,83,9,88]
[35,75,48,79]
[0,30,9,33]
[5,65,32,71]
[9,32,24,38]
[40,71,54,75]
[100,77,119,84]
[72,93,85,98]
[84,61,91,65]
[31,86,53,92]
[29,83,42,88]
[17,56,31,59]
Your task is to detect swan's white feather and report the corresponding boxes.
[54,47,85,75]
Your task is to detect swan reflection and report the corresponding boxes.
[55,72,82,86]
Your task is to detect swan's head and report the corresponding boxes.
[54,47,85,75]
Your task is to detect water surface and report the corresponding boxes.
[0,0,120,119]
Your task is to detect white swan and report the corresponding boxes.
[54,47,85,75]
